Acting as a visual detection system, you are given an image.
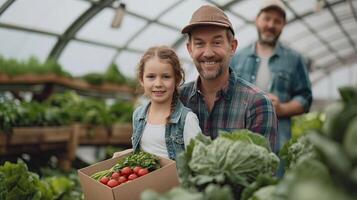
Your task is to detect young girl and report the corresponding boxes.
[130,46,201,160]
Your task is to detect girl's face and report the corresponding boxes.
[140,57,176,105]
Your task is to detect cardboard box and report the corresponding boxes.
[78,150,180,200]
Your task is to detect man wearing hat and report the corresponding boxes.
[231,0,312,162]
[180,5,278,151]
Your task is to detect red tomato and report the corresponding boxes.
[111,172,120,179]
[107,179,119,188]
[121,166,132,176]
[133,166,142,174]
[118,176,127,184]
[100,176,109,184]
[137,168,149,176]
[128,173,138,180]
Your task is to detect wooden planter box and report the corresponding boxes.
[0,134,7,154]
[110,123,132,145]
[10,126,72,145]
[4,126,79,171]
[75,124,110,145]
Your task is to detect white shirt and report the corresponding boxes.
[256,56,272,92]
[140,111,201,158]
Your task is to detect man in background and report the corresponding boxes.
[230,0,312,175]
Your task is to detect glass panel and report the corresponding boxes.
[313,64,357,100]
[0,28,56,62]
[128,23,180,51]
[330,38,349,49]
[114,51,142,79]
[288,0,316,15]
[307,45,328,57]
[280,21,309,41]
[317,25,343,41]
[225,11,245,32]
[235,25,256,49]
[59,41,116,76]
[332,1,350,18]
[314,54,338,68]
[326,0,341,3]
[303,10,333,30]
[77,9,147,47]
[342,20,357,32]
[290,35,321,52]
[158,0,208,29]
[176,41,191,61]
[182,61,198,83]
[211,0,234,7]
[123,0,179,20]
[337,47,354,58]
[0,0,90,34]
[0,0,6,7]
[230,0,262,21]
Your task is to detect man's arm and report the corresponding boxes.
[267,93,305,118]
[246,94,278,152]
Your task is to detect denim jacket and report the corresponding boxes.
[131,100,190,160]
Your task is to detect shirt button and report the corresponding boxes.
[251,75,255,80]
[256,58,260,62]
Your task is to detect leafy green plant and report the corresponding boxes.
[177,130,279,199]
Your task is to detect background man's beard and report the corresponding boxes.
[258,32,281,46]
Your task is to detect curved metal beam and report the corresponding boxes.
[0,0,15,16]
[48,0,115,60]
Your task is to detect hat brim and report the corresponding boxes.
[181,21,231,34]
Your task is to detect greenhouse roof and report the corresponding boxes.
[0,0,356,99]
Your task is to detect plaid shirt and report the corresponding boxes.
[230,42,312,151]
[179,69,277,151]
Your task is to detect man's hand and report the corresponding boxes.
[266,93,305,117]
[267,93,282,115]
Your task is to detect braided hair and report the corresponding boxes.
[137,46,185,124]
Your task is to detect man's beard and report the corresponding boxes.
[258,30,281,46]
[195,61,224,80]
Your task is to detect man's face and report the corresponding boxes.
[186,26,237,80]
[256,9,285,46]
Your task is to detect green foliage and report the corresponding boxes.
[0,56,70,77]
[279,134,318,170]
[81,73,105,85]
[177,130,279,200]
[0,91,134,132]
[241,174,278,200]
[104,63,127,84]
[291,112,324,138]
[109,101,134,123]
[0,160,53,200]
[220,129,271,151]
[141,184,234,200]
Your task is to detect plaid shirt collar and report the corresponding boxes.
[187,68,238,101]
[247,41,284,58]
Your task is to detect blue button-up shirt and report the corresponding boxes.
[230,42,312,151]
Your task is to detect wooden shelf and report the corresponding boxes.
[0,126,78,171]
[0,73,136,99]
[74,123,132,146]
[0,123,133,170]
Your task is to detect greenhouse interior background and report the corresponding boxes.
[0,0,356,106]
[0,0,357,200]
